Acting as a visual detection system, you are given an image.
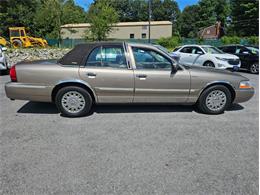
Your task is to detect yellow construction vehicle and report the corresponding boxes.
[9,27,48,48]
[0,36,8,47]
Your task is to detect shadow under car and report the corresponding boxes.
[17,101,244,116]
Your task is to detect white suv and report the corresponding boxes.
[172,45,241,70]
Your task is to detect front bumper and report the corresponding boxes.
[5,82,53,102]
[233,88,255,103]
[215,60,241,70]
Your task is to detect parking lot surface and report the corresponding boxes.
[0,72,258,194]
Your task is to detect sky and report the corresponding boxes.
[74,0,199,11]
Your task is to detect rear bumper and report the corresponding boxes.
[234,88,255,103]
[5,82,52,102]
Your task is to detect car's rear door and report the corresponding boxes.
[178,46,193,65]
[79,44,134,103]
[129,45,190,103]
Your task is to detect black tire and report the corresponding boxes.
[203,61,215,67]
[55,86,92,117]
[197,85,232,114]
[249,63,259,74]
[12,39,22,48]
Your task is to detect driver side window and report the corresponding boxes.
[132,47,172,70]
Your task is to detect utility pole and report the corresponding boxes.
[148,0,151,43]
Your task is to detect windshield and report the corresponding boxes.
[154,45,169,54]
[246,47,259,55]
[202,46,224,54]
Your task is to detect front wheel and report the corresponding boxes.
[203,61,215,68]
[197,85,232,114]
[55,86,92,117]
[249,63,259,74]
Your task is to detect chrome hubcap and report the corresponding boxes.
[206,90,227,111]
[61,91,85,113]
[251,64,259,73]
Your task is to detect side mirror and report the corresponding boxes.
[197,51,204,55]
[171,63,178,74]
[1,47,7,51]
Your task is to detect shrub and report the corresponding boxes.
[220,36,241,45]
[246,36,259,45]
[156,36,181,50]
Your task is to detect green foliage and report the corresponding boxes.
[230,0,259,36]
[86,0,119,41]
[34,0,86,39]
[245,36,259,45]
[178,0,230,38]
[106,0,180,22]
[0,0,39,37]
[178,5,200,38]
[221,36,241,44]
[0,0,86,39]
[156,36,181,50]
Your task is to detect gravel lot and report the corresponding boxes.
[0,72,258,195]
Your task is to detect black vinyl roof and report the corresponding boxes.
[58,42,124,65]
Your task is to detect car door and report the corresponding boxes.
[178,46,193,65]
[79,44,134,103]
[190,47,205,66]
[235,46,251,69]
[129,46,190,103]
[178,46,204,66]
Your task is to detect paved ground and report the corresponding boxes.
[0,72,258,195]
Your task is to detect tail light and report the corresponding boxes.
[10,65,17,82]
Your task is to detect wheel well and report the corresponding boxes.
[203,60,214,66]
[200,83,236,102]
[51,82,96,103]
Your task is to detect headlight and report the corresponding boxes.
[239,81,253,89]
[215,57,229,61]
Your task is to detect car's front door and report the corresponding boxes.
[79,45,134,103]
[130,46,190,103]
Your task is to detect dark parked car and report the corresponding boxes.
[218,45,259,74]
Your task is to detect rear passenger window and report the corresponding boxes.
[86,47,102,67]
[180,47,192,53]
[86,46,127,68]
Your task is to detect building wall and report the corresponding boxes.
[60,22,172,40]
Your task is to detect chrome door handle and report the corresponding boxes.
[87,72,96,78]
[136,74,147,78]
[136,74,147,80]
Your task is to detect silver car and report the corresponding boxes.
[5,42,254,117]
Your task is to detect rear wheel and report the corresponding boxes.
[55,86,92,117]
[197,85,232,114]
[249,63,259,74]
[203,61,215,68]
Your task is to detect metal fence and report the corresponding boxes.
[46,38,251,48]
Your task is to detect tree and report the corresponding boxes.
[177,0,230,38]
[0,0,39,37]
[62,0,86,24]
[178,5,200,38]
[230,0,259,36]
[34,0,86,39]
[86,0,119,41]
